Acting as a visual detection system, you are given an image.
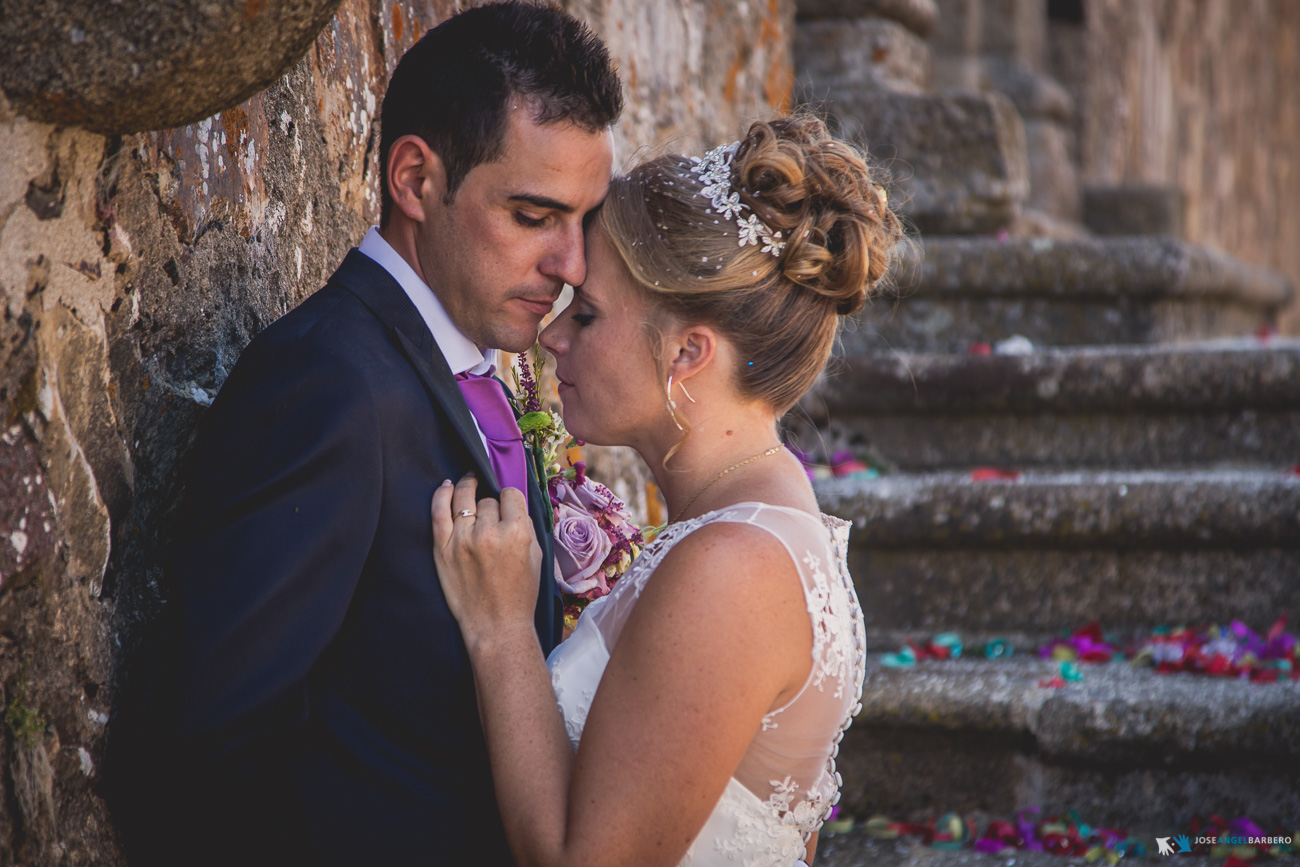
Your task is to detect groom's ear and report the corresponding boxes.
[666,325,717,381]
[387,135,449,223]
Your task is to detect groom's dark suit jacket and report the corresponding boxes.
[128,251,559,864]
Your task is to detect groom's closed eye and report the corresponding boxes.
[514,211,549,228]
[508,193,574,229]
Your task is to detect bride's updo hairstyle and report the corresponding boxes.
[598,113,902,414]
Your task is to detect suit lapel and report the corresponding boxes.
[328,248,558,647]
[327,250,499,492]
[524,443,560,651]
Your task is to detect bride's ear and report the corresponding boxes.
[665,325,717,383]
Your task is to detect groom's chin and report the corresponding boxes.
[492,323,545,355]
[499,338,538,355]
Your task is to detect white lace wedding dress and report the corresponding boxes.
[547,502,866,867]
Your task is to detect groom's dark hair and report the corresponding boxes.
[379,1,623,222]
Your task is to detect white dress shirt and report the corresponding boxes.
[357,225,496,455]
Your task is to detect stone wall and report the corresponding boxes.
[0,0,793,860]
[1062,0,1300,332]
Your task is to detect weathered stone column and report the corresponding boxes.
[796,0,1030,235]
[975,0,1082,231]
[929,0,982,90]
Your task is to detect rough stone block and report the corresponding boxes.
[0,430,59,597]
[850,236,1294,350]
[796,18,932,95]
[796,0,938,36]
[1083,184,1188,238]
[823,91,1029,234]
[815,470,1300,637]
[981,57,1073,122]
[0,0,344,133]
[812,339,1300,471]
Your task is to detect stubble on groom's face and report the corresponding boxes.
[419,107,614,353]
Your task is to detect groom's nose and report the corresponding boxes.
[539,220,587,288]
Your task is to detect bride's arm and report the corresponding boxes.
[433,477,812,867]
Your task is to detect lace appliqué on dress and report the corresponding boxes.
[711,777,822,866]
[802,550,854,700]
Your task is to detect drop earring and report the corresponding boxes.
[665,375,685,431]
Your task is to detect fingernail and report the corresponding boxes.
[441,479,453,487]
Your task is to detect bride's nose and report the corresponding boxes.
[539,315,567,356]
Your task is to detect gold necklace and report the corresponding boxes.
[670,445,783,524]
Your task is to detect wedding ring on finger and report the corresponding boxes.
[454,509,476,519]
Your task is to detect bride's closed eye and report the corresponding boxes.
[567,295,596,326]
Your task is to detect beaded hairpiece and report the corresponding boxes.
[689,141,785,257]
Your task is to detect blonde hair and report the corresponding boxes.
[599,113,902,414]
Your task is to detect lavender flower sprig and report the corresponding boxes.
[511,344,573,531]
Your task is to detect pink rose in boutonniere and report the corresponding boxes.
[550,473,643,599]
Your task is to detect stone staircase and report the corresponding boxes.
[793,0,1300,855]
[805,242,1300,833]
[810,268,1300,848]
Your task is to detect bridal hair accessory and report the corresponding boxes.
[690,141,786,257]
[512,346,646,635]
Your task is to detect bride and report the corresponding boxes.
[431,113,901,867]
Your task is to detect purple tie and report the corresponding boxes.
[455,368,529,501]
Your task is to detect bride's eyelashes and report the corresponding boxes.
[571,311,595,327]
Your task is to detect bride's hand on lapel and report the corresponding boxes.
[432,475,542,648]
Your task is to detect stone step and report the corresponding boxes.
[815,470,1300,637]
[835,657,1300,829]
[819,834,1236,867]
[848,236,1293,351]
[807,338,1300,472]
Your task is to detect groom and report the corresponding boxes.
[139,4,621,864]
